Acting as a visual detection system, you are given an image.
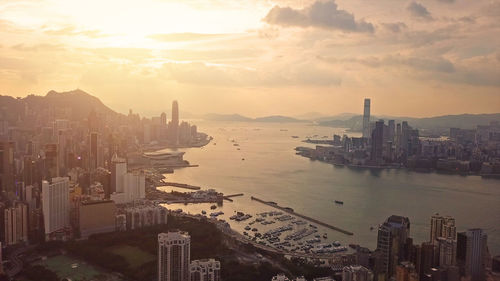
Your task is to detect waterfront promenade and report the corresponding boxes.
[250,196,354,236]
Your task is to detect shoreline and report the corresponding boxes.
[297,150,499,179]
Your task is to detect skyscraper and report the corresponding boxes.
[44,143,59,179]
[376,215,411,278]
[161,112,167,126]
[190,259,221,281]
[111,154,126,194]
[158,231,191,281]
[458,229,488,281]
[170,100,179,145]
[42,177,70,240]
[89,132,99,175]
[362,98,371,138]
[0,141,14,193]
[370,120,384,164]
[388,120,395,143]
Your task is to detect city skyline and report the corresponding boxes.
[0,1,499,281]
[0,0,499,117]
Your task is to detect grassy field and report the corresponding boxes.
[37,255,103,281]
[107,244,156,269]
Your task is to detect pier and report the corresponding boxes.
[161,182,201,190]
[250,196,354,236]
[223,193,244,202]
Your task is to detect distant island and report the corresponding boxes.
[200,112,500,136]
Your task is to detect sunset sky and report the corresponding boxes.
[0,0,499,117]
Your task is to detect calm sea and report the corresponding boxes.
[159,121,500,255]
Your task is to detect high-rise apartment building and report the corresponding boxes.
[158,231,191,281]
[111,154,126,193]
[437,237,457,267]
[362,99,371,138]
[4,202,28,245]
[190,259,221,281]
[430,214,456,244]
[343,265,374,281]
[42,177,70,240]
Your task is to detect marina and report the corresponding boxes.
[250,196,354,236]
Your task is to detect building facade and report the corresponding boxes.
[362,99,371,139]
[343,265,374,281]
[42,177,70,240]
[158,231,191,281]
[190,259,221,281]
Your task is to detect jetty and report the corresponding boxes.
[250,196,353,236]
[161,182,201,190]
[223,193,244,202]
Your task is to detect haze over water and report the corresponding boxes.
[161,121,500,255]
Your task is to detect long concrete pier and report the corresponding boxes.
[251,196,354,236]
[223,193,244,202]
[162,182,201,190]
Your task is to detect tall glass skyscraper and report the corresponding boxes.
[362,98,371,138]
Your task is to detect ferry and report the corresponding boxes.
[334,200,344,205]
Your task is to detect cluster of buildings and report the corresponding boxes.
[272,214,498,281]
[368,214,496,281]
[138,100,203,147]
[298,99,500,176]
[0,96,197,249]
[158,230,221,281]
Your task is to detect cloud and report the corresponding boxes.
[43,26,108,38]
[381,22,407,33]
[11,43,65,52]
[407,2,433,20]
[263,0,374,33]
[148,33,229,42]
[401,25,458,47]
[319,54,455,74]
[160,61,341,87]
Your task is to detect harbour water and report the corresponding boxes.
[158,121,500,255]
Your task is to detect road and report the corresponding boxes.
[5,245,34,277]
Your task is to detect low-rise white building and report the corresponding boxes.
[190,259,221,281]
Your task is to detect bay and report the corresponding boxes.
[159,121,500,255]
